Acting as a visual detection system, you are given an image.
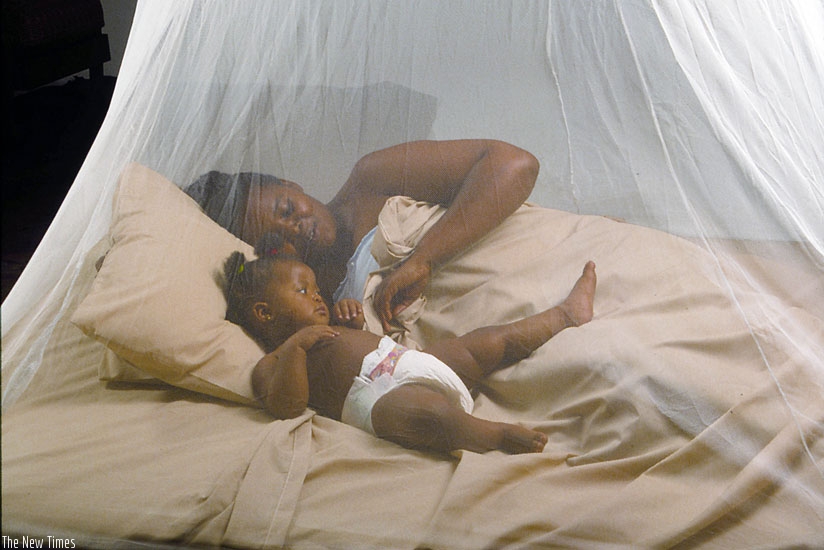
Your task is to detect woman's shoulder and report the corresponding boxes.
[328,182,389,246]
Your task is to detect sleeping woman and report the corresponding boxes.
[186,139,540,331]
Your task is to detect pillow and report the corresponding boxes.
[99,347,164,385]
[71,163,264,404]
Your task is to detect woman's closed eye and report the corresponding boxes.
[277,199,294,219]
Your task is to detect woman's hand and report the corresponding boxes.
[373,255,431,332]
[333,139,538,328]
[332,299,364,329]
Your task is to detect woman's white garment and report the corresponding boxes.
[340,336,474,435]
[333,226,379,303]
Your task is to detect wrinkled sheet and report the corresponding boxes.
[3,199,823,548]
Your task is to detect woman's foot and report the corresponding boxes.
[559,261,597,328]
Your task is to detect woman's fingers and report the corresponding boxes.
[373,279,395,331]
[374,260,430,332]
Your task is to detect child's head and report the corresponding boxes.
[224,234,330,349]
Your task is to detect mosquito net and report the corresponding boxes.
[2,1,822,547]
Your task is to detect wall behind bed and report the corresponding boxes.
[100,0,138,77]
[109,1,822,244]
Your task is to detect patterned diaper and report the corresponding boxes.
[340,336,474,435]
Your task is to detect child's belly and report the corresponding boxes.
[306,328,382,419]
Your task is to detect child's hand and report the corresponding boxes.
[333,299,365,329]
[290,325,340,351]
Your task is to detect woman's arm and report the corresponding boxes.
[335,139,539,330]
[251,325,339,419]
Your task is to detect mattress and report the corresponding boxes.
[3,198,822,548]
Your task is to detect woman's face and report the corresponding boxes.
[241,179,337,254]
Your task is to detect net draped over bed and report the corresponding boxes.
[2,1,822,548]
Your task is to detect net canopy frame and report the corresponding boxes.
[2,1,822,547]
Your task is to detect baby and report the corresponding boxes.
[223,237,597,455]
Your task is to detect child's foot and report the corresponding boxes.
[457,417,547,454]
[498,423,548,454]
[559,261,597,327]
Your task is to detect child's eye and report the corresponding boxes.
[298,288,307,294]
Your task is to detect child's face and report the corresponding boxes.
[264,260,330,332]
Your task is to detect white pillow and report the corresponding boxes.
[72,163,264,404]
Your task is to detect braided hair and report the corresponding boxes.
[223,232,297,335]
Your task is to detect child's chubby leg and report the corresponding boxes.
[424,261,597,388]
[370,383,546,454]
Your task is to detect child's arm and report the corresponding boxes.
[332,298,365,329]
[251,325,339,419]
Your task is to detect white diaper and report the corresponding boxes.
[340,336,474,435]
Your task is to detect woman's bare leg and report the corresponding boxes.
[371,384,547,454]
[425,261,597,388]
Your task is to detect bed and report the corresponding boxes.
[3,1,823,547]
[3,163,822,548]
